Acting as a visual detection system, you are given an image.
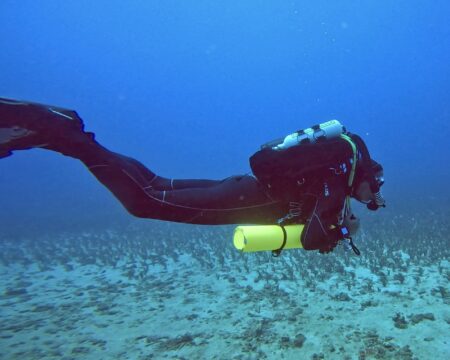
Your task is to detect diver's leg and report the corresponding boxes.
[79,144,286,224]
[77,146,287,225]
[0,97,286,225]
[87,157,287,225]
[153,175,287,225]
[0,97,219,189]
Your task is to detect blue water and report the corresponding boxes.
[0,2,449,359]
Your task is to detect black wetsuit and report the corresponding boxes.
[0,98,360,252]
[61,131,353,255]
[74,136,354,252]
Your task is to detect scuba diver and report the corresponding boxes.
[0,97,385,254]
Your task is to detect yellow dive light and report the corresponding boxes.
[233,224,304,253]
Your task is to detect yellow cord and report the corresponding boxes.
[340,134,358,216]
[340,134,357,188]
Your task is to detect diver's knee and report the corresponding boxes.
[125,204,150,219]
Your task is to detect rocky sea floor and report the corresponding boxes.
[0,214,449,360]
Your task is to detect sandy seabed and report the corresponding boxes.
[0,224,449,360]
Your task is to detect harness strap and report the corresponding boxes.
[272,225,287,257]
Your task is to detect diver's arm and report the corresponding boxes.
[300,179,348,253]
[300,208,341,253]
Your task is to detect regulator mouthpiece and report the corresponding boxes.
[367,191,386,211]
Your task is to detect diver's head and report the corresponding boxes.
[353,159,385,210]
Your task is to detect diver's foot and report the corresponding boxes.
[0,126,39,158]
[0,97,91,158]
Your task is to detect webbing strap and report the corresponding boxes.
[272,225,287,257]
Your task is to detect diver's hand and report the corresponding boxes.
[318,239,338,254]
[343,213,360,236]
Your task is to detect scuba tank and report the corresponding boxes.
[263,120,345,150]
